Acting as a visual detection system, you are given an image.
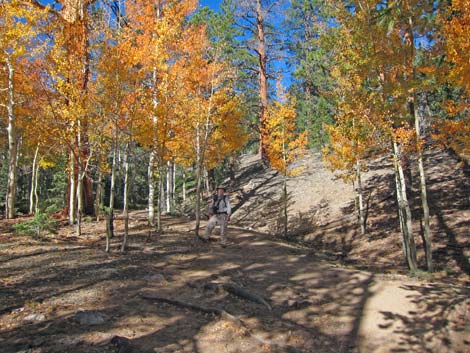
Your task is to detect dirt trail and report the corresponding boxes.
[1,213,469,353]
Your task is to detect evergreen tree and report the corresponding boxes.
[286,0,336,149]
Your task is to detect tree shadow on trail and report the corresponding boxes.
[378,281,470,353]
[0,224,380,353]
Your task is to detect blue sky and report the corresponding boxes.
[200,0,221,10]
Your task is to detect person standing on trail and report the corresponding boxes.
[201,186,232,246]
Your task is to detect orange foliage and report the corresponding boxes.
[264,95,307,176]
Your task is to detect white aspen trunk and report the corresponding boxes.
[121,142,130,252]
[109,125,117,212]
[393,140,417,271]
[5,59,18,219]
[283,175,288,237]
[76,130,83,237]
[34,164,39,214]
[182,169,186,202]
[148,150,156,226]
[414,101,432,272]
[356,158,366,235]
[195,124,202,236]
[29,145,39,215]
[108,124,117,244]
[95,166,103,222]
[157,167,163,233]
[281,130,288,237]
[76,167,83,236]
[393,154,408,262]
[166,161,171,213]
[69,150,76,225]
[171,161,175,211]
[203,166,210,195]
[167,160,175,213]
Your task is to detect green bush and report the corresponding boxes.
[13,212,58,238]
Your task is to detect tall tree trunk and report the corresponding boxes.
[105,133,117,252]
[95,164,104,222]
[393,140,417,272]
[356,158,366,235]
[76,166,83,236]
[5,59,18,219]
[256,0,269,162]
[157,168,163,233]
[69,150,76,225]
[412,97,432,272]
[182,168,186,202]
[29,145,40,215]
[283,175,288,237]
[172,161,176,207]
[108,125,117,241]
[203,166,210,195]
[76,130,83,237]
[148,150,156,226]
[195,124,202,237]
[405,14,432,271]
[166,161,171,213]
[121,142,130,253]
[34,163,39,214]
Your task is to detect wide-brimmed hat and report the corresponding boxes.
[216,185,226,191]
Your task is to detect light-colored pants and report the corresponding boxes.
[206,214,228,240]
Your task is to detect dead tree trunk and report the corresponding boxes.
[256,0,269,163]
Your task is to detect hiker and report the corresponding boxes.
[202,185,232,245]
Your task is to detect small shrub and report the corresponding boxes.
[83,215,94,223]
[13,212,58,238]
[410,269,434,280]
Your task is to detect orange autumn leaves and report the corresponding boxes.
[96,0,246,168]
[435,0,470,157]
[264,95,308,177]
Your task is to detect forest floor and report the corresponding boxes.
[1,147,470,353]
[1,212,469,353]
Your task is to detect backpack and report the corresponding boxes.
[212,195,227,214]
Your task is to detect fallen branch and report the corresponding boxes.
[221,283,272,311]
[139,294,223,316]
[139,293,299,353]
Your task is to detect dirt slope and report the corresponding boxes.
[230,153,355,235]
[228,148,470,277]
[1,214,469,353]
